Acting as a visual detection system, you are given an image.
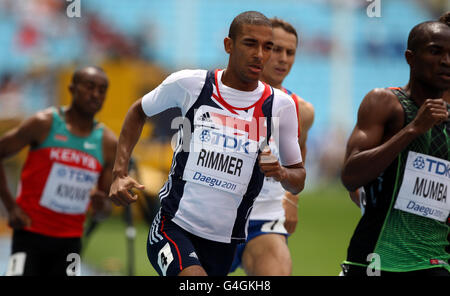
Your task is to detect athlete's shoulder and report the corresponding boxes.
[162,69,208,87]
[289,91,314,114]
[100,124,118,145]
[26,107,54,130]
[99,125,117,164]
[272,87,295,106]
[358,88,403,122]
[361,87,401,111]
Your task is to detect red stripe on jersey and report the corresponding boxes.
[213,69,271,113]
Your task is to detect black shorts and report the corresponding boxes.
[6,230,81,276]
[147,211,237,276]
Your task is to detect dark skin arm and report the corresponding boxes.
[341,88,449,192]
[0,109,53,229]
[90,126,117,216]
[109,99,146,207]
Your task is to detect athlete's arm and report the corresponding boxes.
[0,110,52,228]
[90,127,117,215]
[283,98,314,234]
[349,190,361,208]
[109,100,146,207]
[260,95,305,195]
[341,89,448,191]
[109,70,203,206]
[297,98,315,162]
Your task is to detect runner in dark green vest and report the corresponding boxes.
[341,21,450,276]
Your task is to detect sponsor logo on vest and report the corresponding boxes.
[413,156,450,178]
[198,129,250,154]
[54,134,68,142]
[196,149,243,177]
[83,142,97,150]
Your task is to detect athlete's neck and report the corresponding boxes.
[64,106,95,135]
[260,75,282,90]
[221,69,259,92]
[404,80,445,106]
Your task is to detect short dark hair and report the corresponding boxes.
[438,11,450,26]
[407,21,448,51]
[271,18,298,44]
[71,66,107,85]
[228,11,272,40]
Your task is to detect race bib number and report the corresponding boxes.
[40,162,99,214]
[394,151,450,222]
[183,106,264,195]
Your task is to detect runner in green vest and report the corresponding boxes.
[341,21,450,276]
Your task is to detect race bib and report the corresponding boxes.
[183,106,264,195]
[40,162,99,214]
[394,151,450,222]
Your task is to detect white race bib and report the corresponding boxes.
[394,151,450,222]
[183,106,264,195]
[40,162,99,214]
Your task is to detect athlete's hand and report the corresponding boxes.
[258,147,287,182]
[109,175,145,207]
[8,205,31,229]
[409,99,448,135]
[282,192,299,234]
[90,188,111,218]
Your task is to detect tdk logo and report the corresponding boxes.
[199,130,211,142]
[414,156,450,178]
[199,129,250,154]
[413,156,425,170]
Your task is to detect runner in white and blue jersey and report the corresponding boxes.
[109,11,305,276]
[230,18,315,276]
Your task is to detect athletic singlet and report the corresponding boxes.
[249,87,301,220]
[141,69,302,243]
[345,88,450,272]
[16,107,104,238]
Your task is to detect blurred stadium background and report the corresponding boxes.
[0,0,449,275]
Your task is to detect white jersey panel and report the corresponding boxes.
[249,137,285,220]
[171,182,242,243]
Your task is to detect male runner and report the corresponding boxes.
[340,21,450,276]
[230,18,314,276]
[0,66,117,275]
[109,11,306,276]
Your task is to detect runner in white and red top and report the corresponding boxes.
[230,18,315,276]
[109,11,306,276]
[0,67,117,276]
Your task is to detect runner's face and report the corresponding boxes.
[71,70,108,116]
[229,24,274,83]
[411,26,450,90]
[262,27,297,87]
